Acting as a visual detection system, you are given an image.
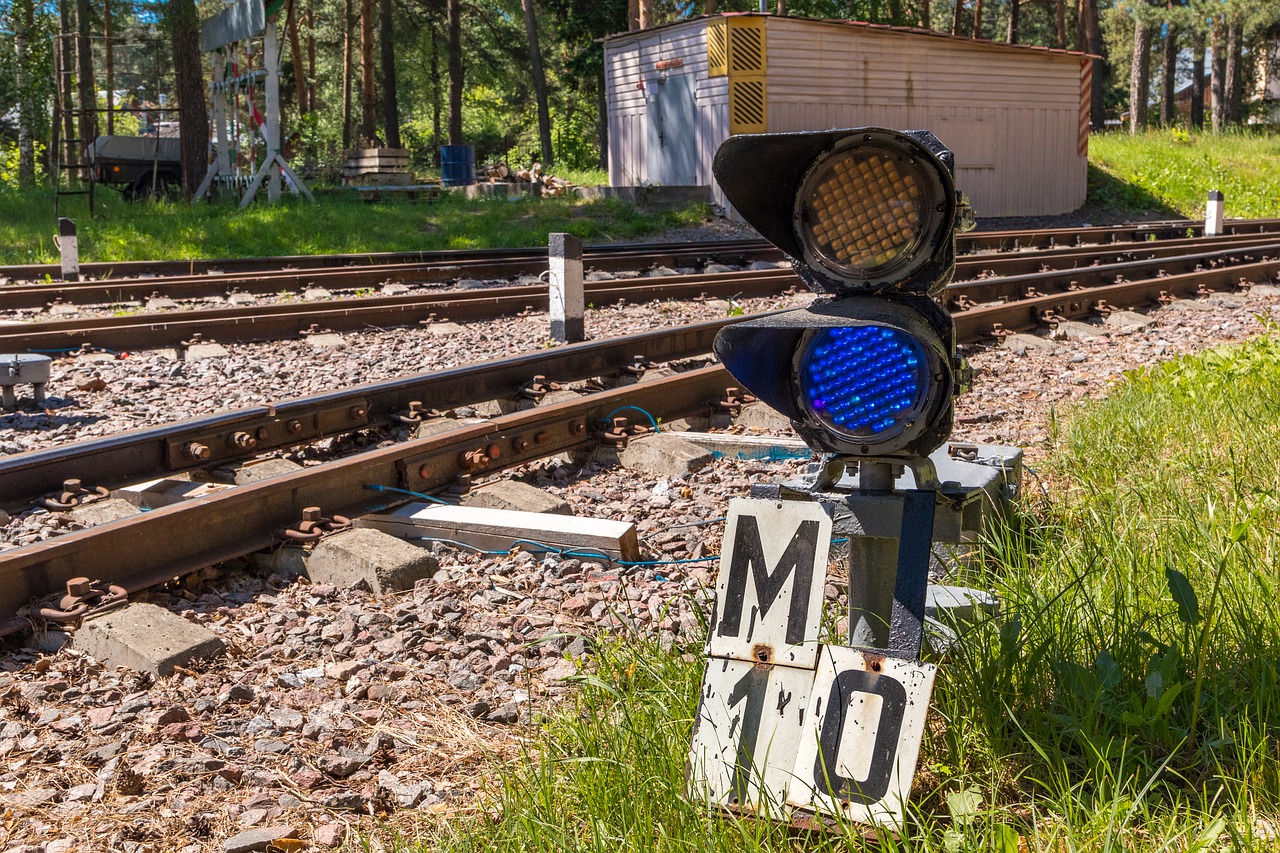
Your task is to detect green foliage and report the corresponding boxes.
[1089,130,1280,219]
[426,326,1280,851]
[0,185,709,263]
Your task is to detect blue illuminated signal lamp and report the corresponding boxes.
[799,326,928,440]
[713,296,955,458]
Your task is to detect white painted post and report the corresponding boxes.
[549,233,584,343]
[1205,190,1224,237]
[57,218,79,281]
[263,20,282,203]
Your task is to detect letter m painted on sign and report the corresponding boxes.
[709,498,831,668]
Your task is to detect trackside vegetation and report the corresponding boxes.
[1089,130,1280,221]
[0,184,706,266]
[429,324,1280,852]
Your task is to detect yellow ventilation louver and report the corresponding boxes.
[711,16,768,134]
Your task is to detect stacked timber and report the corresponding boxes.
[342,148,413,186]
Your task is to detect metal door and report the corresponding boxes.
[645,73,699,186]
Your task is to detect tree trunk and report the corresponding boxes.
[1210,16,1225,130]
[888,0,901,23]
[1055,0,1065,49]
[776,0,787,15]
[628,0,639,31]
[1159,23,1175,127]
[75,0,96,161]
[919,0,930,29]
[521,0,552,165]
[705,0,715,12]
[1225,19,1243,125]
[342,0,353,149]
[287,0,308,113]
[306,0,316,111]
[951,0,962,36]
[104,0,115,135]
[168,0,209,197]
[1190,30,1205,129]
[55,0,74,177]
[447,0,462,144]
[1130,20,1151,133]
[360,0,376,143]
[430,22,441,164]
[972,0,982,37]
[1006,0,1018,43]
[380,0,400,148]
[15,0,34,183]
[1082,0,1104,130]
[638,0,651,28]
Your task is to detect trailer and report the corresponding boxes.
[87,135,183,200]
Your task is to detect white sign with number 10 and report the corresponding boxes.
[687,498,936,829]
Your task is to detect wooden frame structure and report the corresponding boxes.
[194,0,312,207]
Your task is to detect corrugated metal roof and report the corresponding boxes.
[603,12,1099,60]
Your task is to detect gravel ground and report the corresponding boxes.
[2,279,1279,851]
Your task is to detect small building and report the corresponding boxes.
[604,14,1093,218]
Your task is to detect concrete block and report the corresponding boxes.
[303,287,333,300]
[381,283,411,295]
[1002,333,1055,354]
[665,431,811,463]
[424,321,466,336]
[359,502,639,562]
[77,602,227,676]
[1104,310,1155,329]
[616,433,713,478]
[1248,284,1280,297]
[306,333,346,351]
[227,292,256,305]
[186,342,230,360]
[1049,320,1105,341]
[303,527,440,593]
[463,481,572,515]
[1163,299,1215,312]
[226,458,304,485]
[925,585,999,622]
[734,403,795,432]
[253,546,307,578]
[76,351,115,364]
[146,297,178,310]
[537,389,582,406]
[68,498,142,526]
[1204,292,1246,309]
[113,478,231,509]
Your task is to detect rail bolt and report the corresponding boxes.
[534,432,551,445]
[230,431,257,450]
[256,427,270,441]
[183,442,212,462]
[513,437,530,452]
[349,406,368,421]
[569,421,586,435]
[287,420,303,434]
[66,577,92,598]
[301,507,322,523]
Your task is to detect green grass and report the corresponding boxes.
[427,324,1280,852]
[0,186,710,265]
[1089,129,1280,221]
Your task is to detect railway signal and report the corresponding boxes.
[687,128,1022,831]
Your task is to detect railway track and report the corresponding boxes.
[2,229,1278,636]
[2,236,1279,353]
[5,228,1280,314]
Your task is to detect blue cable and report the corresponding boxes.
[363,484,455,505]
[602,405,660,433]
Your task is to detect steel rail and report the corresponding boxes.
[0,318,740,510]
[0,366,736,634]
[5,217,1280,287]
[0,238,776,284]
[8,229,1280,312]
[952,256,1280,340]
[4,239,1279,354]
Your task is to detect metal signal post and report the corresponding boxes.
[687,128,1023,830]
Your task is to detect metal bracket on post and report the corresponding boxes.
[549,232,584,343]
[751,441,1023,657]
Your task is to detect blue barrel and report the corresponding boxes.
[440,144,475,187]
